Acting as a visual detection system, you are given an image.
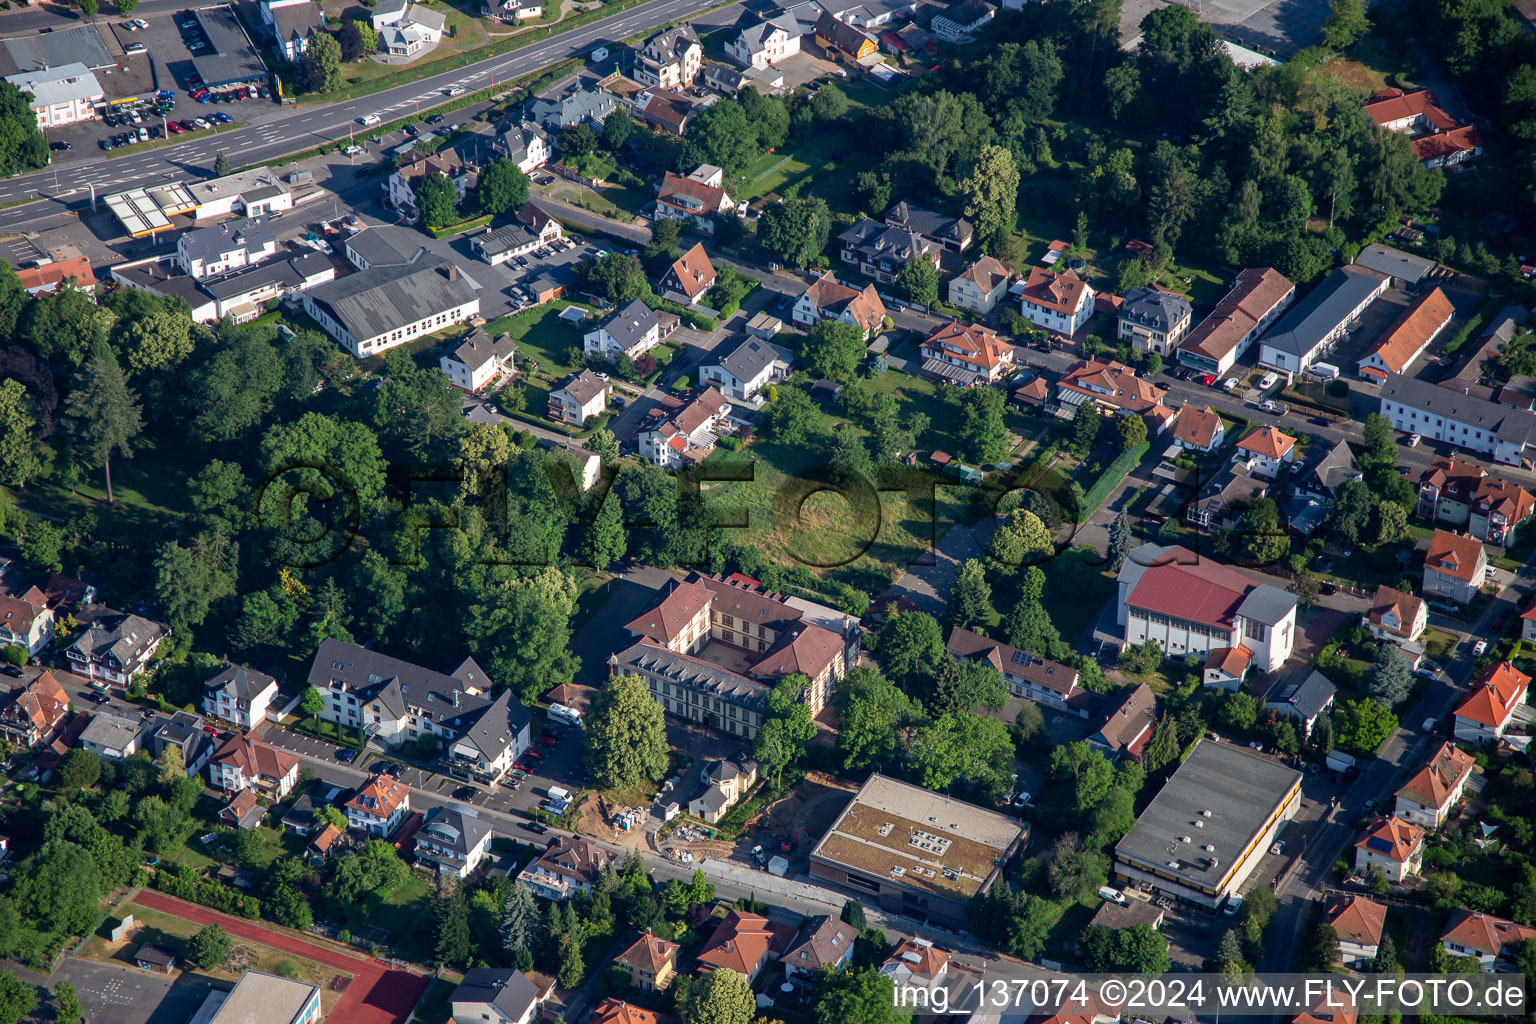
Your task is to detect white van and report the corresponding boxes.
[358,113,381,126]
[1098,886,1128,905]
[1311,362,1340,380]
[546,786,572,804]
[548,703,582,726]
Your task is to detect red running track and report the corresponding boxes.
[135,890,431,1024]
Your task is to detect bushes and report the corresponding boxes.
[152,871,261,919]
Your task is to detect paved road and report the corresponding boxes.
[135,890,431,1024]
[0,0,724,213]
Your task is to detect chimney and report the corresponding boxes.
[452,689,460,707]
[446,264,459,281]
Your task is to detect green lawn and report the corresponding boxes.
[15,434,201,543]
[743,131,848,202]
[410,978,459,1024]
[1040,545,1116,646]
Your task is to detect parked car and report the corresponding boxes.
[1415,663,1441,680]
[1473,640,1488,656]
[426,114,445,124]
[0,665,23,678]
[1319,582,1337,596]
[49,140,69,151]
[1408,433,1421,447]
[519,821,548,834]
[1258,372,1278,390]
[1199,374,1216,386]
[335,747,358,762]
[1222,377,1240,392]
[1270,841,1285,855]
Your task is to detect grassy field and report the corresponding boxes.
[14,435,198,544]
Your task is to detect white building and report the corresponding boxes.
[637,388,730,468]
[449,969,545,1024]
[303,255,480,358]
[78,711,145,760]
[1115,544,1297,673]
[491,122,551,175]
[206,734,300,799]
[726,12,802,68]
[414,805,495,878]
[1394,741,1475,828]
[176,218,278,280]
[1354,816,1423,882]
[260,0,325,61]
[700,337,792,405]
[1452,662,1529,745]
[1015,268,1094,337]
[5,63,103,128]
[584,298,663,360]
[346,776,412,835]
[0,589,53,658]
[202,664,280,730]
[1257,266,1389,376]
[441,327,516,392]
[1379,373,1536,467]
[1232,425,1296,479]
[547,370,610,427]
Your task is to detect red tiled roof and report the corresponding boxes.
[954,255,1011,293]
[1127,549,1254,629]
[1368,585,1424,639]
[1058,358,1170,416]
[210,734,299,783]
[1021,267,1089,315]
[0,591,47,636]
[591,1000,677,1024]
[661,242,716,301]
[15,256,95,293]
[1355,816,1423,863]
[1425,530,1484,583]
[3,671,70,738]
[883,937,950,977]
[1204,645,1252,677]
[614,933,680,976]
[658,170,727,213]
[1454,662,1530,728]
[1473,478,1535,524]
[749,621,843,681]
[1178,268,1294,362]
[1396,741,1474,810]
[1441,909,1536,957]
[347,777,410,818]
[696,909,795,975]
[800,272,886,333]
[1324,894,1387,948]
[1364,88,1459,130]
[1173,406,1222,448]
[1361,288,1454,374]
[1237,424,1296,460]
[626,579,712,643]
[1419,456,1485,502]
[921,320,1012,371]
[947,625,1079,696]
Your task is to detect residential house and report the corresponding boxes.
[1203,646,1252,690]
[1324,895,1387,969]
[449,968,544,1024]
[589,1002,673,1024]
[614,933,680,992]
[656,243,716,306]
[1394,741,1476,827]
[1116,543,1298,672]
[947,255,1011,314]
[1354,816,1424,882]
[306,640,530,783]
[1378,373,1536,467]
[813,10,877,62]
[1470,478,1536,546]
[220,790,265,830]
[633,89,693,135]
[65,608,169,686]
[1440,910,1536,972]
[176,218,277,280]
[281,794,320,835]
[1417,456,1487,525]
[1085,682,1155,760]
[1356,288,1456,381]
[946,625,1088,716]
[374,0,446,56]
[1233,425,1297,479]
[884,201,973,252]
[726,12,802,68]
[782,915,854,985]
[1368,586,1427,647]
[635,25,702,89]
[655,167,735,233]
[78,710,145,760]
[585,299,665,360]
[346,777,412,836]
[879,937,951,999]
[1186,463,1269,532]
[490,122,551,175]
[1171,406,1224,453]
[931,0,995,41]
[1262,669,1336,739]
[1422,529,1487,605]
[837,219,940,286]
[15,256,96,296]
[1364,88,1482,168]
[1294,440,1361,502]
[1117,287,1193,355]
[637,387,731,468]
[0,672,70,749]
[306,823,343,862]
[1017,268,1095,337]
[149,711,215,777]
[695,909,796,983]
[202,663,281,730]
[700,338,793,405]
[530,85,616,132]
[548,369,610,427]
[820,0,920,28]
[918,321,1014,384]
[1257,266,1390,376]
[302,255,480,358]
[441,328,516,393]
[0,589,52,658]
[207,734,301,799]
[517,835,612,900]
[260,0,324,61]
[1176,267,1296,375]
[1053,359,1176,434]
[1453,661,1530,744]
[790,272,887,338]
[686,756,758,823]
[389,148,473,222]
[472,209,563,266]
[414,805,495,878]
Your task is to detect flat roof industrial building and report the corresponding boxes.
[192,5,269,87]
[1113,740,1301,910]
[809,773,1027,929]
[0,25,116,77]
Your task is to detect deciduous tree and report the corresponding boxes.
[585,672,669,790]
[478,158,530,216]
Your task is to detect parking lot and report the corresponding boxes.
[419,228,608,320]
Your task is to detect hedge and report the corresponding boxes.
[152,871,262,918]
[1442,295,1507,356]
[1076,441,1150,522]
[427,213,494,238]
[643,293,716,331]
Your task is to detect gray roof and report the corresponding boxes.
[473,222,541,258]
[418,804,495,857]
[204,663,278,703]
[346,225,426,268]
[1120,286,1192,331]
[200,252,330,300]
[447,327,516,374]
[610,640,771,711]
[1300,439,1360,497]
[1265,668,1336,719]
[643,23,700,61]
[708,337,792,382]
[79,710,144,752]
[452,969,539,1024]
[271,1,324,40]
[180,217,274,272]
[1354,244,1434,284]
[703,756,756,784]
[1235,583,1297,626]
[69,608,168,671]
[839,218,936,266]
[1259,267,1385,357]
[191,5,269,86]
[150,710,208,765]
[307,639,529,756]
[529,86,615,130]
[783,915,852,971]
[884,200,971,246]
[736,12,802,51]
[1380,373,1536,448]
[0,25,114,76]
[593,298,661,352]
[282,794,317,829]
[934,0,994,27]
[1114,740,1301,890]
[305,257,477,343]
[555,369,609,405]
[493,121,546,164]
